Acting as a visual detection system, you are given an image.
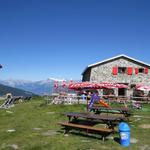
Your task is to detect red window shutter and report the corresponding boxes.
[145,68,148,74]
[135,68,139,75]
[112,67,118,75]
[127,67,133,75]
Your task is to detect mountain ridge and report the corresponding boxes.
[0,78,80,95]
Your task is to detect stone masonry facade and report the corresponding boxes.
[82,56,150,96]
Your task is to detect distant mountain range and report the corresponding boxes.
[0,78,80,95]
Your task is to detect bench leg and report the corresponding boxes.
[102,133,112,142]
[102,135,106,142]
[106,121,115,131]
[64,127,70,134]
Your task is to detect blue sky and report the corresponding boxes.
[0,0,150,81]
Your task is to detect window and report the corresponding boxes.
[139,68,144,73]
[118,67,127,74]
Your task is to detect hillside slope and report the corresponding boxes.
[0,84,35,97]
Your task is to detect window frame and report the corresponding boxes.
[118,67,127,74]
[138,68,144,73]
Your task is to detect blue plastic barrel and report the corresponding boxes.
[118,122,130,147]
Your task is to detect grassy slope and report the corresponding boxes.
[0,84,35,97]
[0,97,150,150]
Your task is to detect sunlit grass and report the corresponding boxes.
[0,97,150,150]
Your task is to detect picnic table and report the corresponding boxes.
[58,112,125,141]
[64,112,125,129]
[90,106,131,117]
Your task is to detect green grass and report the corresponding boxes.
[0,97,150,150]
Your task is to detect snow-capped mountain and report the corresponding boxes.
[0,79,33,87]
[0,78,80,95]
[0,79,53,95]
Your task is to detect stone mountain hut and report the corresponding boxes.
[82,54,150,97]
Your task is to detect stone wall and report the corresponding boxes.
[90,58,150,85]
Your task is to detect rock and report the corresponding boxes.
[130,138,138,144]
[139,124,150,129]
[6,110,13,114]
[8,144,19,150]
[33,128,42,131]
[81,140,91,143]
[7,129,16,132]
[41,130,57,136]
[46,112,55,114]
[64,134,69,137]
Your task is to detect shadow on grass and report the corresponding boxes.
[57,129,116,141]
[114,137,120,144]
[57,129,102,140]
[58,128,121,144]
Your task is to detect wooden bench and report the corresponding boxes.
[58,122,113,141]
[91,106,131,117]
